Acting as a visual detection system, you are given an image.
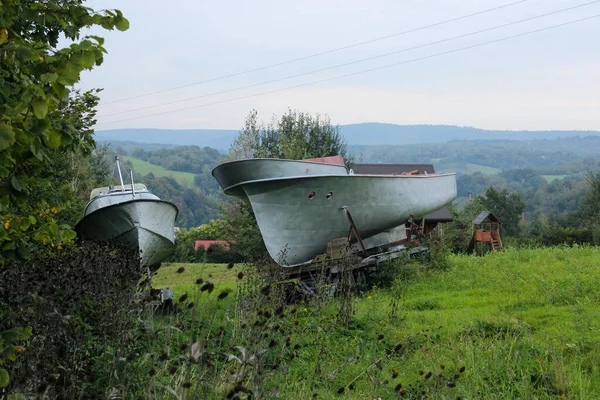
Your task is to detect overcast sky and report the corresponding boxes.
[81,0,600,131]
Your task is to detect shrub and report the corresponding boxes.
[0,242,142,398]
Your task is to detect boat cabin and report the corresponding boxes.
[90,183,150,200]
[84,183,159,216]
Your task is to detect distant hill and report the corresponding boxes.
[95,123,600,150]
[95,128,238,151]
[340,123,600,145]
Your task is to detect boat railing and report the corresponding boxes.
[89,183,149,200]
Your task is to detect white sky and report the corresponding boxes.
[80,0,600,131]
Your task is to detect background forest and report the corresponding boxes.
[97,134,600,256]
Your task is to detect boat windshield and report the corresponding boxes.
[90,183,149,200]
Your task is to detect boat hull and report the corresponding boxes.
[213,158,348,197]
[75,199,178,267]
[241,174,457,266]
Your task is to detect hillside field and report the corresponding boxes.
[125,156,199,189]
[542,174,568,183]
[148,246,600,399]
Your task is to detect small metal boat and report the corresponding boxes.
[213,156,456,267]
[75,157,178,267]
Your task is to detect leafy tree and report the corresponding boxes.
[132,172,219,228]
[444,201,484,253]
[170,222,240,263]
[0,1,129,264]
[579,172,600,243]
[229,108,351,162]
[196,219,229,239]
[478,187,525,237]
[445,187,525,252]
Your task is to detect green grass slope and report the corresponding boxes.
[125,156,199,189]
[542,174,568,183]
[148,247,599,399]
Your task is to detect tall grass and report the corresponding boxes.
[92,246,599,399]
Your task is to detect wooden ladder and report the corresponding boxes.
[490,238,503,251]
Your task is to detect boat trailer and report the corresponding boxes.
[281,208,431,297]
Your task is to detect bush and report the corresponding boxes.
[0,242,142,398]
[205,243,242,263]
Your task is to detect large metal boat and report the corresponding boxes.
[75,157,178,267]
[213,156,456,267]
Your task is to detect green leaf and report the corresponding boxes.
[8,393,26,400]
[0,124,15,151]
[56,64,79,86]
[32,98,49,119]
[78,40,93,50]
[82,51,97,68]
[0,327,30,341]
[17,246,30,259]
[29,143,45,161]
[88,35,105,46]
[10,176,25,192]
[52,82,67,100]
[15,327,31,341]
[6,348,16,361]
[62,229,76,241]
[14,46,33,61]
[42,130,61,148]
[0,367,9,388]
[20,218,31,231]
[40,73,58,83]
[48,223,59,236]
[0,28,7,46]
[115,16,130,31]
[29,216,37,225]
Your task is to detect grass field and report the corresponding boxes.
[146,246,600,399]
[438,162,501,175]
[154,262,241,295]
[543,174,568,183]
[125,156,199,189]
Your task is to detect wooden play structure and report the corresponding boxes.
[467,211,503,255]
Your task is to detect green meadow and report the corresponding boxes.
[145,246,600,399]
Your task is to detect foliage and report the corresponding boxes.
[222,200,267,263]
[0,1,128,263]
[478,186,525,237]
[195,219,229,239]
[579,171,600,244]
[0,242,141,398]
[229,108,351,162]
[131,145,223,175]
[1,2,128,395]
[134,172,220,228]
[0,89,113,262]
[350,136,600,173]
[444,201,485,253]
[127,145,224,200]
[170,221,244,263]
